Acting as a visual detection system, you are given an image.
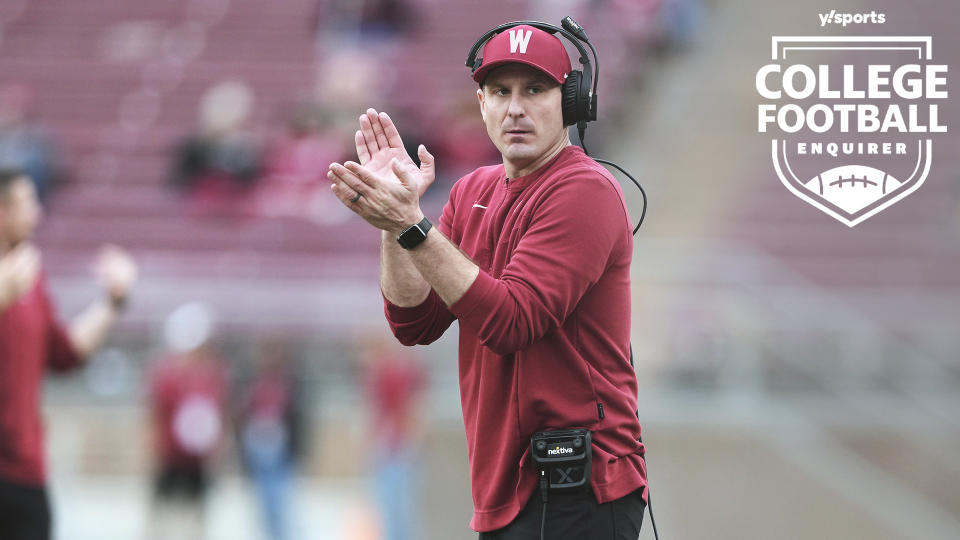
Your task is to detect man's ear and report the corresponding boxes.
[476,88,486,121]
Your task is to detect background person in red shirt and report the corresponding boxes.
[147,301,229,540]
[328,22,647,540]
[0,169,137,540]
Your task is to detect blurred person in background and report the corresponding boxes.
[237,338,307,540]
[327,21,647,539]
[0,85,63,202]
[255,99,351,224]
[313,0,416,49]
[314,46,395,131]
[0,169,137,540]
[424,94,501,195]
[147,302,229,540]
[359,332,426,540]
[169,81,261,218]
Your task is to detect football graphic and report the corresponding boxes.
[804,165,903,214]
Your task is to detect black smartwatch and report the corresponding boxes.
[397,217,432,250]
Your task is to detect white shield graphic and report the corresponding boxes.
[766,37,939,227]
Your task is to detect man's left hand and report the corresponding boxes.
[328,158,425,234]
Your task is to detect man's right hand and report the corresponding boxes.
[355,108,436,197]
[0,243,41,309]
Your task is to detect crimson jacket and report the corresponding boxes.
[0,273,81,487]
[384,145,647,532]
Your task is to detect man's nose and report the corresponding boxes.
[506,93,525,117]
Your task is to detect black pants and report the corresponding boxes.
[480,488,645,540]
[154,464,208,501]
[0,477,51,540]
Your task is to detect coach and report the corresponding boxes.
[328,23,647,539]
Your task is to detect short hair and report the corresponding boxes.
[0,168,28,199]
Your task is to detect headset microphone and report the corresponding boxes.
[561,16,588,41]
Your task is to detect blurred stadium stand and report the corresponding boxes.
[6,0,339,330]
[9,0,659,334]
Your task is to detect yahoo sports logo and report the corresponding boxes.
[757,37,948,226]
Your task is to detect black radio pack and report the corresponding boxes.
[530,429,592,492]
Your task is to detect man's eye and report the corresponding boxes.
[527,86,543,94]
[494,88,509,96]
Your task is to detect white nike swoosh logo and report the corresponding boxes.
[472,203,488,209]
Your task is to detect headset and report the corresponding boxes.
[466,16,648,235]
[466,17,597,131]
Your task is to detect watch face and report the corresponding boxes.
[398,218,432,250]
[398,223,427,250]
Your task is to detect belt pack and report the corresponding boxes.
[530,429,592,491]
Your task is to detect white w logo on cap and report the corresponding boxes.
[508,29,532,54]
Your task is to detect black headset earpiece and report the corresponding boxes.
[573,67,594,127]
[561,62,594,127]
[561,70,582,126]
[466,18,597,127]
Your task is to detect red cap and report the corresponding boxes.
[472,25,572,85]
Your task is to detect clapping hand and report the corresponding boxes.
[353,108,435,197]
[329,109,436,233]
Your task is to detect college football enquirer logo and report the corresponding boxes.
[757,37,948,226]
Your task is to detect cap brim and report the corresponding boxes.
[473,58,567,85]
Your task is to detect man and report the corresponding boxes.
[0,169,137,540]
[328,24,646,539]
